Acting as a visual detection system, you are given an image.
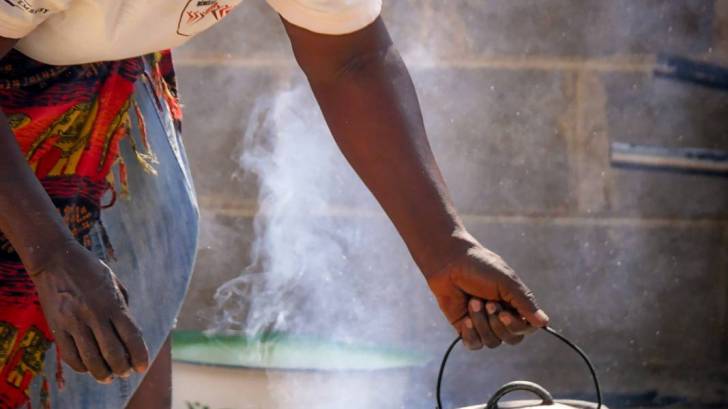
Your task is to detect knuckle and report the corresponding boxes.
[515,281,535,300]
[86,316,107,331]
[80,307,99,319]
[57,309,79,325]
[56,292,78,309]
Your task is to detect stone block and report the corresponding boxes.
[414,67,574,216]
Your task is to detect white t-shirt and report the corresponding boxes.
[0,0,382,65]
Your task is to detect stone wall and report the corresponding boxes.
[173,1,728,407]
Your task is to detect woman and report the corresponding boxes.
[0,1,549,408]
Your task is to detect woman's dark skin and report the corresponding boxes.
[0,16,547,408]
[283,17,547,345]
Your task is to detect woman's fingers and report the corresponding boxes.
[456,317,483,350]
[464,299,537,346]
[498,310,538,336]
[486,302,523,345]
[500,278,549,328]
[452,290,541,350]
[452,293,542,351]
[92,320,133,377]
[112,312,149,373]
[72,327,112,383]
[468,299,501,348]
[56,331,86,373]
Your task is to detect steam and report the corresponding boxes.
[209,78,444,407]
[213,82,402,338]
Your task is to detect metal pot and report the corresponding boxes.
[438,327,607,409]
[458,380,606,409]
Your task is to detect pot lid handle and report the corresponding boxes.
[485,381,555,409]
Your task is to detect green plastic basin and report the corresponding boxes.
[171,330,426,371]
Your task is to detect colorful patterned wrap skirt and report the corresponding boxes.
[0,50,198,408]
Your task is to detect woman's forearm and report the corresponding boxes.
[316,58,468,274]
[0,110,76,272]
[300,39,474,277]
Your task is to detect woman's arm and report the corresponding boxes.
[0,37,148,380]
[281,19,548,349]
[0,37,75,270]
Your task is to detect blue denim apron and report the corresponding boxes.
[33,69,199,409]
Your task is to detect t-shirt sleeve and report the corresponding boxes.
[0,0,68,39]
[266,0,382,35]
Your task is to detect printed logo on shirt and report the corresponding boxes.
[2,0,48,15]
[177,0,241,37]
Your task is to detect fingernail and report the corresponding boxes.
[499,312,512,326]
[98,377,113,384]
[535,310,550,326]
[486,302,497,315]
[134,364,148,373]
[464,318,473,329]
[121,370,132,379]
[469,299,482,312]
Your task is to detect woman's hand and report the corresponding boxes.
[0,108,148,381]
[28,241,148,383]
[426,243,549,350]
